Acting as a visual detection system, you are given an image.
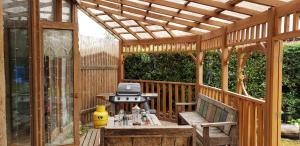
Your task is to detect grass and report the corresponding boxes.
[282,139,300,146]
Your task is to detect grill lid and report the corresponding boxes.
[116,83,141,95]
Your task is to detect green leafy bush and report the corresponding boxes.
[282,43,300,121]
[124,53,195,83]
[203,51,222,88]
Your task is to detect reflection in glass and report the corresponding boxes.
[43,29,74,145]
[62,0,71,22]
[40,0,55,21]
[3,0,31,146]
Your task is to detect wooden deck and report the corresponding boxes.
[80,129,100,146]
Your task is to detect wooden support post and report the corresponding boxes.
[195,36,203,96]
[31,0,43,145]
[73,5,81,146]
[265,8,283,146]
[236,51,243,94]
[0,1,8,145]
[221,31,229,104]
[118,41,124,83]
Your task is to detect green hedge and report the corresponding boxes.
[124,53,195,83]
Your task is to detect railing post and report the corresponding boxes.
[221,29,229,104]
[195,36,203,96]
[118,40,124,83]
[265,8,283,146]
[236,51,244,94]
[0,1,7,145]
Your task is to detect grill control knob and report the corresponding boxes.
[117,97,120,100]
[126,97,129,100]
[135,97,137,100]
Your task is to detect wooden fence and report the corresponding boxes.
[79,36,119,124]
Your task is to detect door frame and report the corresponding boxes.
[38,21,80,146]
[0,0,7,145]
[30,0,80,145]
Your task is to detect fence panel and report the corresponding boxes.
[79,36,119,124]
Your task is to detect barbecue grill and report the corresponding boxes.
[109,83,157,113]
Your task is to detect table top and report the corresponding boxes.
[107,114,161,128]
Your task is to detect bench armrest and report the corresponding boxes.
[176,102,196,106]
[201,122,237,127]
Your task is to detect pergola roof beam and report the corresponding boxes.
[106,13,141,40]
[136,21,157,39]
[245,0,287,7]
[79,2,203,35]
[162,27,174,38]
[143,0,241,22]
[108,0,227,27]
[83,0,218,31]
[187,0,259,16]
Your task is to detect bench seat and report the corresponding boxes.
[179,112,230,138]
[177,94,238,146]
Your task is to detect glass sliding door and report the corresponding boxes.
[3,0,32,145]
[43,29,74,145]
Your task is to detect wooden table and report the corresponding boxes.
[107,114,161,128]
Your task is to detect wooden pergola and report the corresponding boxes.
[1,0,300,146]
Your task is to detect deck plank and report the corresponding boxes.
[82,129,93,146]
[80,133,87,146]
[88,129,97,146]
[94,129,100,146]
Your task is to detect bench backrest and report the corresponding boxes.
[196,94,238,135]
[100,126,195,146]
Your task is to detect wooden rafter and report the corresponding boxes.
[245,0,287,7]
[187,0,259,16]
[106,13,141,40]
[78,5,122,40]
[135,21,157,39]
[167,1,190,26]
[227,0,243,5]
[143,0,241,22]
[79,2,203,35]
[201,0,245,20]
[83,0,218,31]
[163,27,174,38]
[108,0,227,27]
[143,2,152,20]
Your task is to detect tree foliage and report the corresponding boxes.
[282,43,300,120]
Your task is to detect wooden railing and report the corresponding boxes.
[199,84,223,102]
[123,79,196,122]
[199,84,265,146]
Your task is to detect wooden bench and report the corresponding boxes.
[100,126,196,146]
[177,94,238,146]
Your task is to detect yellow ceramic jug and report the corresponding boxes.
[93,105,108,128]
